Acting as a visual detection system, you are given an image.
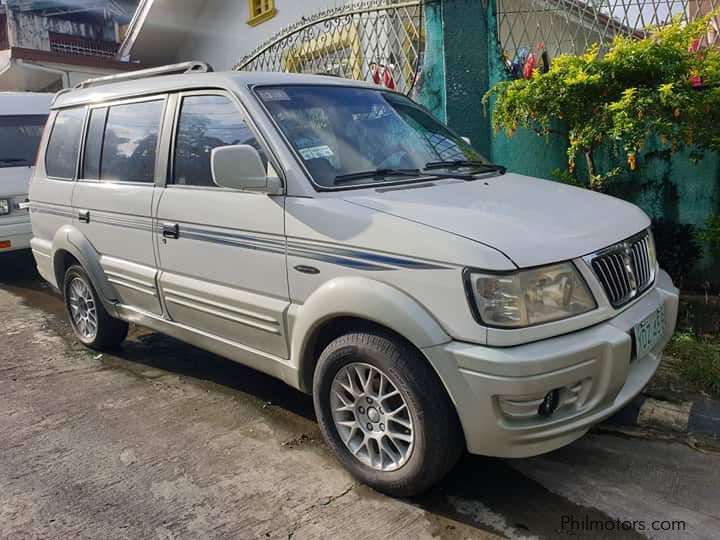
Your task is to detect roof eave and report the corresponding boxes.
[117,0,155,60]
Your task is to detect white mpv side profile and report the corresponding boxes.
[1,92,52,253]
[29,63,678,496]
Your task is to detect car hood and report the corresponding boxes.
[1,166,33,196]
[343,173,650,268]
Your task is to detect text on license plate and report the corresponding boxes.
[634,306,666,359]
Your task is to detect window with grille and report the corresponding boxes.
[247,0,277,27]
[49,32,119,59]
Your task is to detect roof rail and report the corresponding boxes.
[73,61,213,90]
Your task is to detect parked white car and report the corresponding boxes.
[29,63,678,496]
[0,92,52,253]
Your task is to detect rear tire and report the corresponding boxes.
[63,265,128,351]
[313,329,464,497]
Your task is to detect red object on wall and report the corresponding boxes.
[689,38,704,88]
[370,62,396,89]
[523,52,536,79]
[383,65,395,89]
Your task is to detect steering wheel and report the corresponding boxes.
[375,144,413,169]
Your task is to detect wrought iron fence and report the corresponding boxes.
[235,0,424,95]
[497,0,720,72]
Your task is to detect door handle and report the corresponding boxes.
[162,222,179,239]
[78,210,90,223]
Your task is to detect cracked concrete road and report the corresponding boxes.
[1,251,719,540]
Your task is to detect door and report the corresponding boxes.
[71,96,167,315]
[155,92,289,358]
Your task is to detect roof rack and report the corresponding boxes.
[73,61,214,90]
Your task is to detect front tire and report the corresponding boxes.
[313,329,463,497]
[63,265,128,350]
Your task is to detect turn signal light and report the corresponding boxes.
[0,241,11,249]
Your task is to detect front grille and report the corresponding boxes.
[589,231,655,308]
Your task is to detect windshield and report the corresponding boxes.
[256,85,487,188]
[0,115,47,168]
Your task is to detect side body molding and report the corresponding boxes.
[51,225,119,313]
[288,277,452,391]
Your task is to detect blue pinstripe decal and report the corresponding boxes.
[286,247,392,271]
[31,204,453,272]
[288,240,449,270]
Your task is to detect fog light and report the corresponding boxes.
[538,389,560,417]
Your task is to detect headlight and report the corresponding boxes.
[0,199,9,215]
[466,262,596,328]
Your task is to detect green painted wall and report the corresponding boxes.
[440,0,493,157]
[415,0,720,287]
[414,0,446,122]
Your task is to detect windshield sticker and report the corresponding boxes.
[258,89,290,101]
[299,145,334,160]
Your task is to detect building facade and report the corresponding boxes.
[0,0,138,91]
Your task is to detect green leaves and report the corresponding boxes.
[698,214,720,259]
[484,12,720,189]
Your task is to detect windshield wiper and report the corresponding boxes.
[334,168,422,184]
[332,163,499,186]
[424,160,506,175]
[0,158,28,165]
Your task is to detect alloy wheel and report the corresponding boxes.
[330,362,414,471]
[67,277,98,341]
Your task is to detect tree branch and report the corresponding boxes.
[532,127,568,137]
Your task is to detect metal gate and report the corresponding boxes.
[235,0,425,95]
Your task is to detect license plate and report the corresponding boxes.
[634,305,666,359]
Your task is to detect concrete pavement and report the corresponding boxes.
[1,251,719,539]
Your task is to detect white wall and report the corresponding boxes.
[175,1,348,70]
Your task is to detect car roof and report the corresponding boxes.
[52,71,381,109]
[0,92,53,116]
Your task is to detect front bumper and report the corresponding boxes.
[423,269,679,458]
[0,219,32,253]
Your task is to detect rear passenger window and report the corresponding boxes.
[173,95,268,187]
[82,107,107,179]
[100,100,164,183]
[45,107,85,179]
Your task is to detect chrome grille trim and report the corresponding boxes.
[585,230,655,308]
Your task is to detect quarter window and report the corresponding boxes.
[82,107,108,179]
[100,100,164,183]
[45,107,85,179]
[173,95,268,187]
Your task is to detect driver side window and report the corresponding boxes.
[173,95,268,187]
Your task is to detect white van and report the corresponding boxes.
[29,63,678,496]
[0,92,52,253]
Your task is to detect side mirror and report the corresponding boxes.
[211,144,282,194]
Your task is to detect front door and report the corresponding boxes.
[154,92,289,358]
[71,96,167,315]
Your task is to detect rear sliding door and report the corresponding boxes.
[71,96,167,315]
